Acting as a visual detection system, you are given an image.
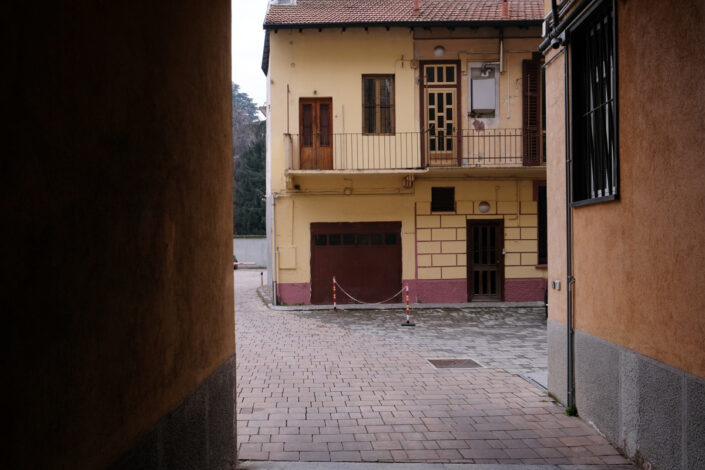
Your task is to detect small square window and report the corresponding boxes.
[343,234,355,245]
[431,187,455,212]
[385,233,397,245]
[371,233,383,245]
[357,234,369,245]
[329,234,341,245]
[314,234,327,246]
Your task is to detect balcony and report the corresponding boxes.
[283,129,544,172]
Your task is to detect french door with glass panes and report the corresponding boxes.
[299,98,333,170]
[423,63,460,166]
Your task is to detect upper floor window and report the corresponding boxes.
[424,64,457,85]
[570,0,618,204]
[362,75,394,134]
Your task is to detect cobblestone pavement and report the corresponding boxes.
[293,306,548,380]
[235,269,632,465]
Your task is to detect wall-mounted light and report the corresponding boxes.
[478,201,491,213]
[433,45,445,57]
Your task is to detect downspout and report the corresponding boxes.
[564,43,575,411]
[271,193,278,305]
[539,0,591,53]
[499,28,504,74]
[551,0,560,32]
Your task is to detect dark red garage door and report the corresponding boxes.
[311,222,402,305]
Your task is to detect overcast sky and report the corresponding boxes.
[232,0,270,106]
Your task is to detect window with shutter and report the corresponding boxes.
[522,58,542,166]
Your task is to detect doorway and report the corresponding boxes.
[467,219,504,301]
[421,62,460,166]
[299,97,333,169]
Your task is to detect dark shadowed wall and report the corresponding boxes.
[7,2,235,468]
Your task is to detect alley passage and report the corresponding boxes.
[235,270,631,465]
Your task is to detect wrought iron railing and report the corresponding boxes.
[283,129,544,171]
[285,132,422,171]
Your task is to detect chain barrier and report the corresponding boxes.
[333,278,404,305]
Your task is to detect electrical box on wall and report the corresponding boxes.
[469,65,497,118]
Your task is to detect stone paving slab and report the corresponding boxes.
[239,462,635,470]
[236,270,632,466]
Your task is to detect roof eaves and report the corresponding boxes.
[263,19,542,31]
[261,30,270,75]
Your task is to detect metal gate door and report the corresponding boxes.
[467,219,504,301]
[310,222,401,305]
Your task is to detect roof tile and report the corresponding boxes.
[264,0,543,27]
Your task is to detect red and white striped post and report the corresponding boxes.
[333,276,337,310]
[401,284,415,326]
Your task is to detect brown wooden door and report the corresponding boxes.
[310,222,401,305]
[422,62,460,167]
[467,220,504,301]
[300,98,333,169]
[426,88,458,165]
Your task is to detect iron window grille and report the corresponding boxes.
[570,0,618,205]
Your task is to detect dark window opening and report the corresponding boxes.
[314,234,327,246]
[371,233,383,245]
[431,187,455,212]
[343,234,355,245]
[385,233,397,245]
[357,234,369,245]
[571,0,618,204]
[329,234,341,245]
[538,185,547,264]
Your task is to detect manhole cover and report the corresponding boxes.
[427,358,481,369]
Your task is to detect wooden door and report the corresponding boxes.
[299,98,333,169]
[467,220,504,301]
[422,62,460,166]
[426,88,457,165]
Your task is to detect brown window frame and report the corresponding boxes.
[362,74,395,135]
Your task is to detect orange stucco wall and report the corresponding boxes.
[547,0,705,377]
[8,2,234,468]
[545,48,568,327]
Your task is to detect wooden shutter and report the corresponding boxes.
[522,59,542,166]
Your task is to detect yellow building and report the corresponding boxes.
[542,0,705,467]
[263,0,547,305]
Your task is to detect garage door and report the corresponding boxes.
[311,222,401,305]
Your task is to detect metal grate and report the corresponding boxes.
[428,359,481,369]
[571,0,618,203]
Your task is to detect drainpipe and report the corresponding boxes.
[271,192,278,305]
[499,28,504,74]
[564,45,575,410]
[539,0,591,53]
